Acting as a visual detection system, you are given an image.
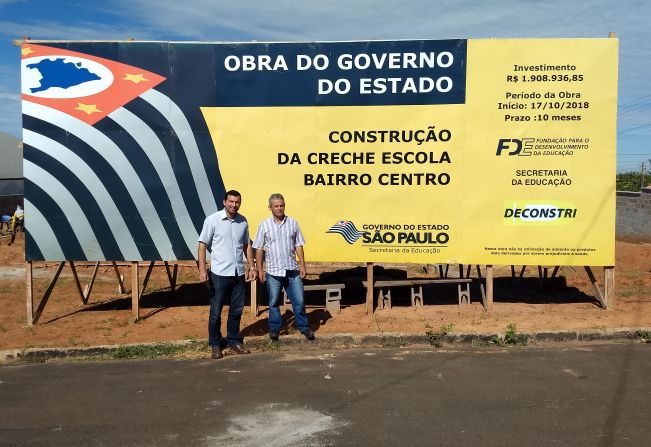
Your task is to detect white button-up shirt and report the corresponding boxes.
[252,215,305,277]
[198,209,250,276]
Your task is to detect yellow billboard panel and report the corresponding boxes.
[202,38,617,266]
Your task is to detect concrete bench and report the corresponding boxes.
[283,283,346,315]
[364,278,472,309]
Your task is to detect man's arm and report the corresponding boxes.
[244,241,256,281]
[198,241,208,283]
[296,245,306,279]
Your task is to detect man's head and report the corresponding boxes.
[268,193,285,221]
[223,190,242,217]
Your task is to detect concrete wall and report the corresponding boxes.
[0,179,22,196]
[616,188,651,241]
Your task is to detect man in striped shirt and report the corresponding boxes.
[253,193,315,341]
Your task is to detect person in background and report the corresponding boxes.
[11,204,23,232]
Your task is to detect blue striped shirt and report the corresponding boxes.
[252,215,305,277]
[198,209,250,276]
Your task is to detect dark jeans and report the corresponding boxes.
[208,272,245,347]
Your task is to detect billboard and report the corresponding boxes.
[21,38,618,265]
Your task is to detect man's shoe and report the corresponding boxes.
[302,329,316,341]
[211,346,223,360]
[269,330,280,341]
[228,344,251,355]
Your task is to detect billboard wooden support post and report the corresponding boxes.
[81,261,100,304]
[68,261,84,304]
[605,266,615,310]
[485,265,494,311]
[131,261,139,322]
[139,261,155,299]
[366,262,374,314]
[112,261,126,293]
[251,279,258,318]
[475,265,487,303]
[585,266,616,310]
[163,261,178,295]
[25,261,33,326]
[25,261,65,326]
[67,260,103,305]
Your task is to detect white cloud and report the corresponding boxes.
[0,93,20,102]
[106,0,649,42]
[101,0,650,98]
[0,19,161,41]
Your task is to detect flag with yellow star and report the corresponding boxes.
[21,43,165,125]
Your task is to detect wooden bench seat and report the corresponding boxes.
[364,278,472,309]
[283,283,346,314]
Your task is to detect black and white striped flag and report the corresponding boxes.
[21,43,224,261]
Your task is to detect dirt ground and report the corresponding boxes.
[1,232,650,350]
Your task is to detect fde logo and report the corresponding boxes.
[496,138,534,156]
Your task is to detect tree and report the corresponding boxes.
[616,170,645,192]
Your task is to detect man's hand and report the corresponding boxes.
[198,242,208,284]
[257,269,266,283]
[296,246,307,279]
[246,267,257,282]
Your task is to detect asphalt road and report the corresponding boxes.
[1,344,649,446]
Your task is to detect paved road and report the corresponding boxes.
[1,344,649,446]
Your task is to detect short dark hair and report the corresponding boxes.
[224,190,241,200]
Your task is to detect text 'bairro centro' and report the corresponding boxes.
[277,127,455,186]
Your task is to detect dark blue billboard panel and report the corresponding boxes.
[20,39,467,261]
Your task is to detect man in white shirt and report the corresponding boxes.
[198,190,256,359]
[253,193,315,342]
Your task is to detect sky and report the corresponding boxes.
[1,0,650,172]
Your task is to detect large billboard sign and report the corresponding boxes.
[21,38,618,265]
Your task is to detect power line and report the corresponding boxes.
[620,93,651,107]
[618,123,651,134]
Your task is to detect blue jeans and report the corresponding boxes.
[266,271,310,333]
[208,272,245,347]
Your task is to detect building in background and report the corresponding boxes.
[0,132,23,215]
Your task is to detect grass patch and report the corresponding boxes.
[426,323,453,348]
[378,338,410,348]
[618,289,636,298]
[258,339,281,352]
[635,330,651,343]
[488,323,530,347]
[111,341,208,359]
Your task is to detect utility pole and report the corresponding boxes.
[642,162,647,190]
